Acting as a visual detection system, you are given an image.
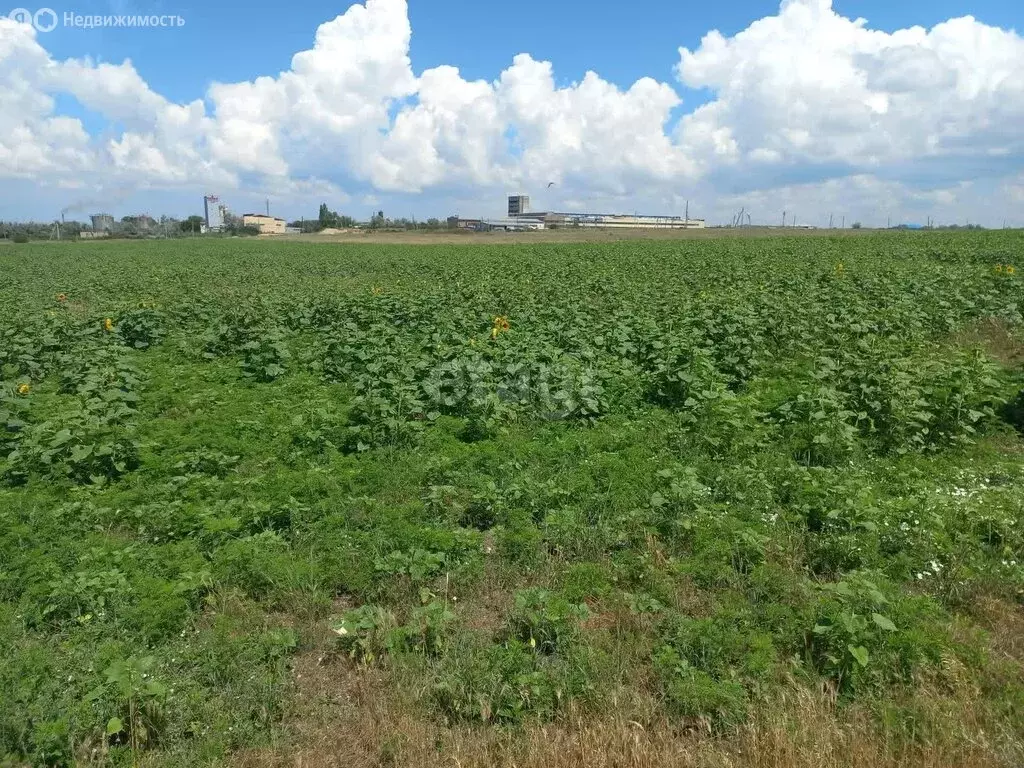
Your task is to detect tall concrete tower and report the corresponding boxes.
[204,195,224,231]
[508,195,530,217]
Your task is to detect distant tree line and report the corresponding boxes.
[311,204,358,230]
[295,204,443,232]
[1,221,85,240]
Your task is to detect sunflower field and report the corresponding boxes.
[1,232,1023,766]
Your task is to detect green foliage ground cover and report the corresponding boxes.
[0,232,1023,764]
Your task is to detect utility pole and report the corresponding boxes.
[782,211,786,228]
[685,200,689,225]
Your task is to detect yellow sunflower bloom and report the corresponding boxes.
[1008,266,1017,275]
[17,383,30,396]
[103,318,114,332]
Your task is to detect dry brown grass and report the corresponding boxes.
[230,628,1023,768]
[231,666,1020,768]
[970,598,1024,661]
[953,318,1024,369]
[225,588,1024,768]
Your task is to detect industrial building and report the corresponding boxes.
[204,195,225,231]
[449,196,705,231]
[242,214,286,235]
[526,211,705,230]
[447,216,543,232]
[90,213,114,232]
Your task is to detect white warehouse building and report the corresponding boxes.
[527,211,705,229]
[504,196,705,230]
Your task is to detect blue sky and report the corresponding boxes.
[39,0,1020,105]
[3,0,1024,225]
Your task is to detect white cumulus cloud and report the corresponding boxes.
[675,0,1024,185]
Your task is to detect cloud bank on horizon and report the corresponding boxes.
[2,0,1023,224]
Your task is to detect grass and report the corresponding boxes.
[0,231,1022,766]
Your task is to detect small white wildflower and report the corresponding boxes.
[333,626,348,637]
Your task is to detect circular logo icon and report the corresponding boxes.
[34,6,56,31]
[8,7,33,24]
